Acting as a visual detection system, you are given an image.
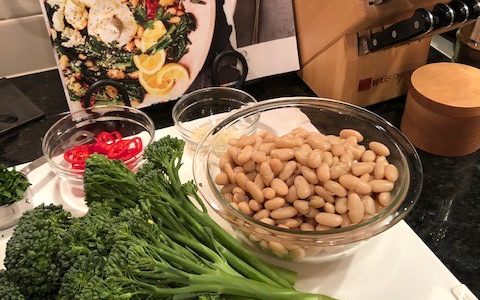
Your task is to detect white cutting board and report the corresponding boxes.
[1,111,473,300]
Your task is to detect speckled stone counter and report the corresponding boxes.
[1,50,479,296]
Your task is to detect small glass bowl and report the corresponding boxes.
[42,105,155,185]
[0,187,33,230]
[193,97,423,263]
[172,87,259,149]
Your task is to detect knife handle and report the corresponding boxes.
[366,9,434,53]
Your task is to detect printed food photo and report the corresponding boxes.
[40,0,215,111]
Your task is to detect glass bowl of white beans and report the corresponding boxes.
[193,97,423,263]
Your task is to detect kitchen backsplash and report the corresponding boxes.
[0,0,56,78]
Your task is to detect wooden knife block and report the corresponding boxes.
[293,0,448,106]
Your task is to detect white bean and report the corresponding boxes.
[316,162,330,183]
[224,163,237,184]
[259,162,274,186]
[263,187,276,200]
[285,186,298,203]
[237,145,253,164]
[369,180,394,193]
[314,185,335,203]
[339,129,364,142]
[309,195,325,208]
[253,209,270,220]
[347,193,364,224]
[254,174,265,189]
[270,178,288,195]
[322,151,333,166]
[215,172,229,185]
[246,181,265,203]
[331,143,345,157]
[258,142,275,153]
[373,161,387,179]
[334,197,348,214]
[300,223,315,231]
[323,202,335,214]
[324,180,347,197]
[307,149,323,168]
[315,212,342,227]
[306,135,330,151]
[219,154,232,171]
[269,241,288,256]
[251,151,267,163]
[276,217,301,228]
[249,199,262,212]
[361,150,376,162]
[362,195,376,215]
[385,164,399,182]
[369,141,390,156]
[270,206,298,219]
[269,158,283,176]
[238,201,253,216]
[329,162,350,179]
[236,135,256,147]
[279,161,297,181]
[378,192,391,206]
[351,162,375,176]
[294,176,310,199]
[243,160,256,173]
[260,217,275,226]
[264,197,285,210]
[270,149,295,161]
[293,200,310,215]
[300,166,319,184]
[274,137,300,148]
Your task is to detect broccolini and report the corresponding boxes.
[4,204,72,299]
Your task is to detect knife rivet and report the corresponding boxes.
[392,30,397,38]
[414,21,420,29]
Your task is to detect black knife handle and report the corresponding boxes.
[449,0,470,23]
[366,9,434,52]
[432,3,455,28]
[462,0,480,19]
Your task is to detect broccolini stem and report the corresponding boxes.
[163,228,241,277]
[142,272,337,300]
[185,200,296,288]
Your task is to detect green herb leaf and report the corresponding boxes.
[0,164,30,206]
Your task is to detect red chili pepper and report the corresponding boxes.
[64,131,142,170]
[107,140,130,159]
[96,132,115,144]
[110,131,122,142]
[145,0,158,20]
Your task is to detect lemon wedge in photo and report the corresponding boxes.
[156,63,189,85]
[139,71,175,96]
[133,50,166,75]
[140,20,167,53]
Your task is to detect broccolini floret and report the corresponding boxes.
[58,202,118,273]
[4,204,72,300]
[57,253,108,300]
[84,154,139,211]
[0,271,25,300]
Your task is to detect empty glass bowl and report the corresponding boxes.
[193,97,423,262]
[42,105,155,185]
[172,87,259,149]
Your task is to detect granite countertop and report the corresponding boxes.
[1,53,479,296]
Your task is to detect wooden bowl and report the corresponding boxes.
[401,62,480,156]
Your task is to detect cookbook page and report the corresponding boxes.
[39,0,215,111]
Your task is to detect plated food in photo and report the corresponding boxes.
[41,0,215,109]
